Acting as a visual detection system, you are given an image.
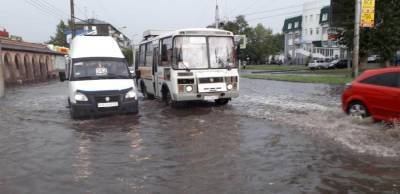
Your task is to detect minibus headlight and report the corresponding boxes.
[185,85,193,92]
[74,92,88,102]
[125,89,137,99]
[227,84,234,90]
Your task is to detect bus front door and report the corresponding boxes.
[152,46,160,97]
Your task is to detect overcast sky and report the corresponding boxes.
[0,0,328,43]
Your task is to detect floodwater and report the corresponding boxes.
[0,79,399,193]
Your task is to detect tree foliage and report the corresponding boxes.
[220,16,284,64]
[122,48,133,66]
[48,20,69,47]
[333,0,400,65]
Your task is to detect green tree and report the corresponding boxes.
[122,48,133,66]
[219,16,284,64]
[333,0,400,66]
[48,20,68,47]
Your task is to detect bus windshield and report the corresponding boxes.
[209,37,236,69]
[174,37,208,69]
[71,59,130,81]
[173,36,237,70]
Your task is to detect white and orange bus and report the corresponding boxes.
[135,28,239,106]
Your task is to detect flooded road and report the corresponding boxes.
[0,79,399,193]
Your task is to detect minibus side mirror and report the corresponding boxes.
[59,71,67,82]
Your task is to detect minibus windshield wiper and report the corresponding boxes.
[106,73,130,79]
[75,76,98,80]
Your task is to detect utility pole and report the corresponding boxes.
[70,0,76,38]
[353,0,362,77]
[215,0,220,29]
[0,40,5,98]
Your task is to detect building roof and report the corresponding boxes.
[283,16,302,33]
[319,6,331,25]
[75,18,109,25]
[0,37,64,56]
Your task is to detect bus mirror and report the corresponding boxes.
[59,71,67,82]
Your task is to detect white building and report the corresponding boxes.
[283,0,346,64]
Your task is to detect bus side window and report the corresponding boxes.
[139,45,146,67]
[160,37,172,66]
[145,43,153,67]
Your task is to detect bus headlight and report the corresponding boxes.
[227,84,234,90]
[74,92,88,102]
[125,89,137,99]
[185,85,193,92]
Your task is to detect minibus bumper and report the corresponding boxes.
[173,91,239,101]
[71,100,138,117]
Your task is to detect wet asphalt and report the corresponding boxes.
[0,79,399,194]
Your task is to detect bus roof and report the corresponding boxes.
[69,36,125,59]
[139,28,234,44]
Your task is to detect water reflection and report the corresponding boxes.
[73,134,91,181]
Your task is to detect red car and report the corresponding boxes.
[342,67,400,122]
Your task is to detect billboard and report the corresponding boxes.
[360,0,375,28]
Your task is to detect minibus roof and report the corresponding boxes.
[69,36,125,59]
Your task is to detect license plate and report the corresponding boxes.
[204,96,218,100]
[98,102,119,108]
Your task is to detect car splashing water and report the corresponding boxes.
[233,78,400,157]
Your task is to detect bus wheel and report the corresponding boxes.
[141,82,154,100]
[215,98,230,106]
[163,89,176,107]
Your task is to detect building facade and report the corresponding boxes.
[283,0,346,64]
[74,19,131,49]
[0,38,64,85]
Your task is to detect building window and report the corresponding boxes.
[316,28,320,35]
[310,15,313,22]
[322,13,328,22]
[310,28,313,35]
[305,16,308,23]
[288,23,292,30]
[294,22,299,28]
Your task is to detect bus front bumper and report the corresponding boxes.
[173,91,239,101]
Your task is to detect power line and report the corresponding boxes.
[246,5,327,22]
[242,4,303,17]
[247,11,303,22]
[25,0,65,20]
[37,0,69,16]
[26,0,88,23]
[235,0,262,16]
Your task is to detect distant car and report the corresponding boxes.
[368,55,380,63]
[308,60,330,70]
[342,67,400,122]
[329,59,351,69]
